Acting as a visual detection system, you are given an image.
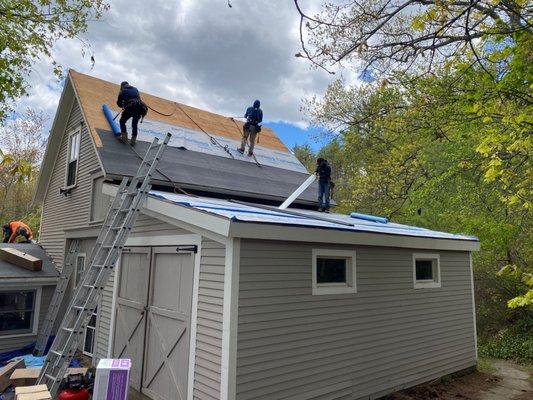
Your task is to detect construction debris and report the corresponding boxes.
[0,248,42,271]
[10,368,88,388]
[0,359,25,392]
[14,385,51,400]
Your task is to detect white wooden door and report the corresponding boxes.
[141,248,194,400]
[113,248,151,391]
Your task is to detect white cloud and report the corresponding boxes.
[14,0,347,129]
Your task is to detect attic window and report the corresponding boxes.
[312,249,357,295]
[66,130,81,188]
[413,253,441,289]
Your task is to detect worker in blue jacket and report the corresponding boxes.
[238,100,263,156]
[316,158,332,212]
[117,81,147,146]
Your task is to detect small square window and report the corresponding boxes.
[312,249,357,295]
[413,253,441,289]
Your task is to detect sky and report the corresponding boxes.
[15,0,354,151]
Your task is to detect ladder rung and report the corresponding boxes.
[82,284,94,289]
[73,305,85,311]
[49,350,63,357]
[61,327,74,333]
[45,374,60,382]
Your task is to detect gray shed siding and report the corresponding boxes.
[0,285,55,353]
[39,100,102,270]
[193,238,225,400]
[236,240,476,400]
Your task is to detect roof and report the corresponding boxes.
[148,190,478,242]
[0,243,59,281]
[69,70,289,152]
[102,183,480,251]
[35,70,315,204]
[97,129,318,203]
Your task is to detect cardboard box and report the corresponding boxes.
[9,367,88,387]
[0,359,25,391]
[93,359,131,400]
[15,385,51,400]
[0,248,42,271]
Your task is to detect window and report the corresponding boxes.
[83,307,97,357]
[75,254,86,288]
[0,290,39,335]
[66,130,81,187]
[413,253,441,288]
[312,249,357,295]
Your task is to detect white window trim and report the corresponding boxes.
[64,128,81,189]
[74,253,87,289]
[89,174,107,224]
[413,253,441,289]
[312,249,357,295]
[83,308,97,357]
[0,287,42,338]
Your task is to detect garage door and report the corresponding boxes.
[113,247,195,399]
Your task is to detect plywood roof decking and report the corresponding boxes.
[69,70,289,152]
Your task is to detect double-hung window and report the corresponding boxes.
[66,130,81,187]
[0,290,39,335]
[413,253,441,288]
[312,249,357,295]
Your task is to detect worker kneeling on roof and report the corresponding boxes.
[238,100,263,156]
[117,81,147,146]
[3,220,33,243]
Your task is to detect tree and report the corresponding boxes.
[294,0,532,76]
[0,109,48,237]
[0,0,109,119]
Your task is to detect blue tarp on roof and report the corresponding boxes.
[148,190,478,242]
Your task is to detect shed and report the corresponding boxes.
[94,184,479,400]
[0,243,58,353]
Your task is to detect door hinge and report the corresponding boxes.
[176,245,197,254]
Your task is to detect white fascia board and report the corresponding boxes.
[228,222,481,252]
[102,183,231,243]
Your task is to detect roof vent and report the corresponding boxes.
[350,212,389,224]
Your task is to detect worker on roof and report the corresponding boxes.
[316,158,332,213]
[238,100,263,156]
[2,221,34,243]
[116,81,147,146]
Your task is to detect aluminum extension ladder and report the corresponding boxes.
[33,240,80,356]
[37,133,171,396]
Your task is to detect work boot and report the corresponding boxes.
[120,131,128,143]
[237,147,244,154]
[130,136,137,146]
[248,151,254,157]
[324,209,330,213]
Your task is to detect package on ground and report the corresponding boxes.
[93,359,131,400]
[0,359,25,392]
[14,385,51,400]
[9,368,88,387]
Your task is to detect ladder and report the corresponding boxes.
[37,133,171,396]
[33,240,80,356]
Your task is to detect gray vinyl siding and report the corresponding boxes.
[236,240,476,400]
[193,238,225,400]
[0,285,55,352]
[94,213,193,364]
[39,100,102,270]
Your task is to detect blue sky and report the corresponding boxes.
[264,121,330,151]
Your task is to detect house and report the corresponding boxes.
[0,243,58,353]
[33,70,480,400]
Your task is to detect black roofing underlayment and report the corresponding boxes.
[96,129,319,205]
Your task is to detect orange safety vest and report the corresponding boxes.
[8,221,33,243]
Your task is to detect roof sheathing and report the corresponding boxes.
[68,70,289,152]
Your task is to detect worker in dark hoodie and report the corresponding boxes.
[116,81,147,146]
[238,100,263,156]
[316,158,332,212]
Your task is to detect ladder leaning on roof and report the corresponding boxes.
[33,240,80,356]
[37,133,171,397]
